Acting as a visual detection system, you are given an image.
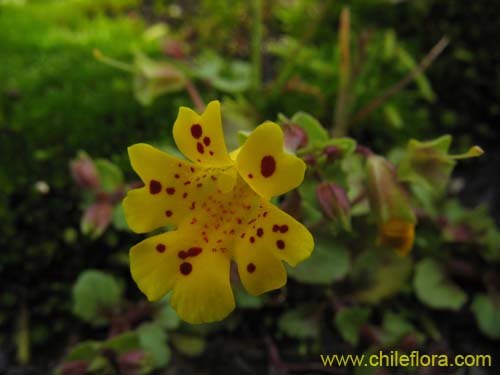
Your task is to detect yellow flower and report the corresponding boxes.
[377,218,415,256]
[123,100,314,324]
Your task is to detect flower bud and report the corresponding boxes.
[282,124,308,152]
[70,153,100,191]
[367,155,416,255]
[134,52,187,106]
[323,145,340,162]
[81,202,113,238]
[163,40,186,59]
[316,182,351,231]
[118,349,148,375]
[398,135,483,193]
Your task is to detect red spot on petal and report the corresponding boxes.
[166,187,175,195]
[178,250,188,259]
[237,218,242,224]
[211,176,217,181]
[247,263,256,273]
[149,180,162,194]
[263,211,268,217]
[174,174,180,179]
[209,151,214,156]
[248,173,253,179]
[156,244,166,253]
[184,181,191,185]
[191,124,202,139]
[197,183,202,188]
[165,210,173,217]
[280,225,289,233]
[183,192,188,199]
[188,247,202,257]
[197,142,204,154]
[272,224,280,232]
[180,262,192,275]
[240,233,246,238]
[276,240,285,249]
[261,155,276,177]
[190,201,196,210]
[203,136,211,146]
[257,228,264,237]
[191,167,195,172]
[250,236,255,243]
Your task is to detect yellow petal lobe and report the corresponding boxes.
[173,100,232,167]
[236,122,306,199]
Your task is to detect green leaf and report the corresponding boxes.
[138,322,170,367]
[155,301,181,330]
[320,137,357,156]
[288,237,349,285]
[170,333,206,357]
[194,52,251,93]
[380,312,422,346]
[65,341,101,361]
[105,332,140,355]
[234,283,264,309]
[354,251,413,304]
[471,294,500,339]
[396,47,435,101]
[133,52,186,106]
[334,306,371,346]
[94,159,123,193]
[278,307,319,339]
[290,111,328,146]
[72,270,123,325]
[413,258,467,310]
[112,204,129,231]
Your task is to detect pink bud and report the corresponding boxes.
[316,182,350,229]
[282,124,308,152]
[81,202,113,238]
[163,40,186,59]
[323,145,340,162]
[70,154,100,190]
[118,349,147,375]
[59,360,88,375]
[302,154,316,166]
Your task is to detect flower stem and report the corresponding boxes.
[185,80,206,113]
[332,7,351,137]
[251,0,263,93]
[93,49,137,74]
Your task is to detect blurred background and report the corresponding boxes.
[1,0,499,374]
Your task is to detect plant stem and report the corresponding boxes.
[351,36,450,125]
[251,0,263,93]
[93,49,137,74]
[16,304,30,365]
[332,7,351,138]
[185,80,205,113]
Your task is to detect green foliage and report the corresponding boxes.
[0,0,497,373]
[278,307,319,339]
[72,270,123,325]
[334,306,371,346]
[288,237,350,285]
[138,322,171,367]
[413,258,467,310]
[471,294,500,339]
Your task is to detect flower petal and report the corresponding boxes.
[170,249,235,324]
[130,231,184,301]
[130,229,235,323]
[232,183,314,295]
[123,143,226,233]
[236,122,306,199]
[173,100,232,167]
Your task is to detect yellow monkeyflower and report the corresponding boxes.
[123,100,314,324]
